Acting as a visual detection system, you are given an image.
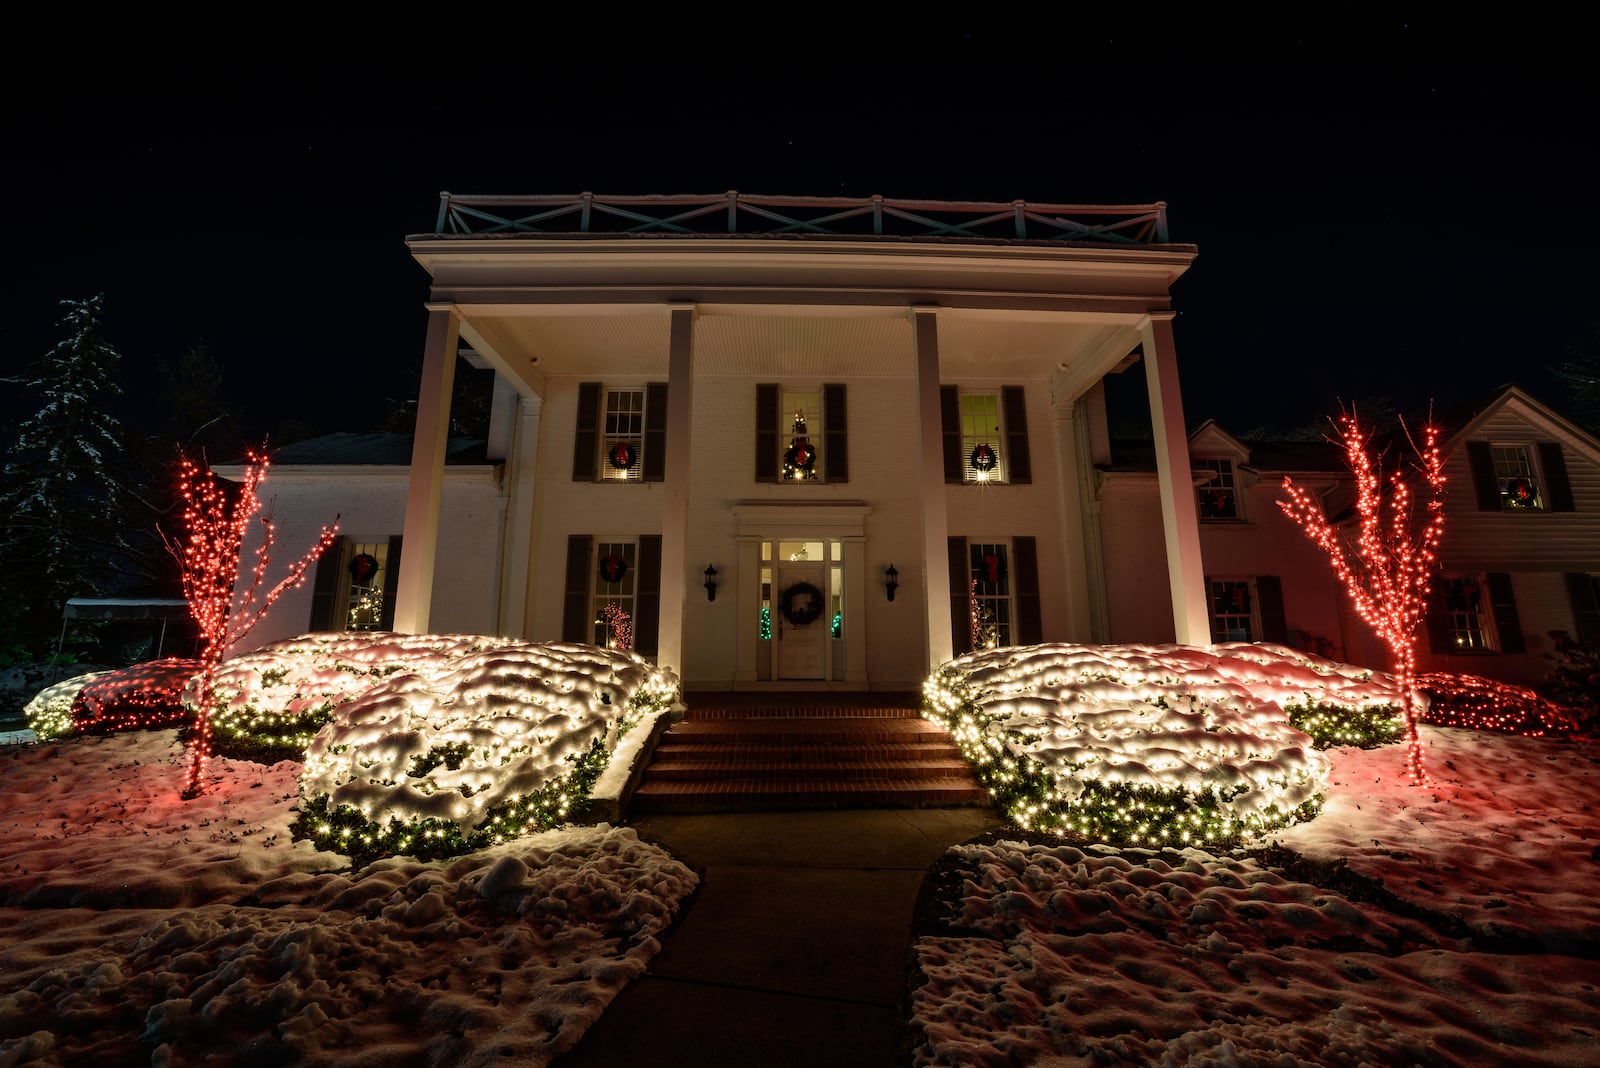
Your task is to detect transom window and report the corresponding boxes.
[592,540,638,648]
[601,389,645,481]
[1492,445,1543,509]
[968,542,1012,649]
[960,393,1005,483]
[1196,459,1239,519]
[1207,579,1253,642]
[1440,576,1492,650]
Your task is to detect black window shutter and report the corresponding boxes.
[948,536,972,655]
[1255,574,1288,644]
[1538,442,1575,511]
[941,386,963,483]
[644,382,669,483]
[573,383,601,482]
[1425,583,1453,654]
[562,535,593,642]
[1466,441,1499,511]
[755,384,779,482]
[1002,386,1032,484]
[1565,572,1600,644]
[634,535,663,656]
[308,535,345,631]
[1486,571,1525,654]
[379,535,403,630]
[1013,536,1043,645]
[824,383,848,482]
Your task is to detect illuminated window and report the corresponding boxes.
[968,542,1013,648]
[960,393,1005,483]
[592,540,637,648]
[342,541,389,631]
[779,389,822,481]
[1440,576,1493,650]
[1492,445,1543,510]
[601,389,645,481]
[1207,579,1253,641]
[1196,459,1239,519]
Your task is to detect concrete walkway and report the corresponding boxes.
[556,807,1004,1068]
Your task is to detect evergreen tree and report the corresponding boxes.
[0,296,133,654]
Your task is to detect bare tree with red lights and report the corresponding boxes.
[1279,409,1445,785]
[162,447,338,797]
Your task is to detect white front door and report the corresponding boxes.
[774,560,826,680]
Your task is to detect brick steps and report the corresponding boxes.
[629,697,989,814]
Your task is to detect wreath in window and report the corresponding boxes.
[607,441,636,471]
[783,442,817,477]
[1504,477,1538,507]
[970,443,998,473]
[599,554,629,584]
[348,552,381,587]
[778,581,825,626]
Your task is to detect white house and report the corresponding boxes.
[275,192,1208,693]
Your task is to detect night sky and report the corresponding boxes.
[6,14,1595,443]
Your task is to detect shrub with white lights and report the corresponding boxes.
[294,639,677,862]
[924,643,1406,846]
[191,632,502,765]
[24,670,115,740]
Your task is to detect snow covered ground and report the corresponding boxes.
[2,644,1597,1066]
[909,724,1600,1066]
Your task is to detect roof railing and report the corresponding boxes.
[431,191,1170,245]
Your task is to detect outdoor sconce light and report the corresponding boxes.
[885,564,899,602]
[704,564,718,602]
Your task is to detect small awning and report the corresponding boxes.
[63,598,191,621]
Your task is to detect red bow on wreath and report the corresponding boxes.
[599,554,629,583]
[607,441,634,470]
[983,553,1001,584]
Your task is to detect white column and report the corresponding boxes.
[1140,313,1209,644]
[1051,397,1094,640]
[656,305,696,676]
[395,303,459,634]
[843,536,868,683]
[498,394,542,637]
[913,307,954,669]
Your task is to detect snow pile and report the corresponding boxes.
[925,643,1399,843]
[0,730,697,1067]
[298,640,677,859]
[911,831,1598,1066]
[22,669,114,739]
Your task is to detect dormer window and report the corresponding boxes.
[1196,459,1239,519]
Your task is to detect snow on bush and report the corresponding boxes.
[24,670,114,740]
[296,639,677,862]
[925,643,1403,845]
[70,658,202,734]
[192,632,503,764]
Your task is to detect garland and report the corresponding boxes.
[779,581,825,626]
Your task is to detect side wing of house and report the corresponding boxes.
[1414,387,1600,684]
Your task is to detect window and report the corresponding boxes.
[756,384,848,483]
[1467,440,1573,513]
[960,393,1004,482]
[1491,445,1543,510]
[601,389,645,481]
[967,542,1013,649]
[573,382,666,483]
[1196,459,1239,519]
[780,390,822,481]
[1207,579,1253,641]
[1439,575,1492,650]
[941,386,1031,484]
[309,535,401,633]
[592,540,637,648]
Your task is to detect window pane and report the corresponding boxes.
[968,542,1012,648]
[1196,460,1238,519]
[1207,579,1253,642]
[1443,576,1491,649]
[960,393,1003,482]
[602,389,645,481]
[780,390,821,481]
[344,541,388,631]
[593,540,637,648]
[1492,445,1542,509]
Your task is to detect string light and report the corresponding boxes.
[161,446,339,798]
[1279,410,1445,786]
[602,602,633,651]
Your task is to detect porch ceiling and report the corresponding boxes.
[458,309,1136,384]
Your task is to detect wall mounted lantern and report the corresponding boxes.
[704,564,719,602]
[885,563,899,602]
